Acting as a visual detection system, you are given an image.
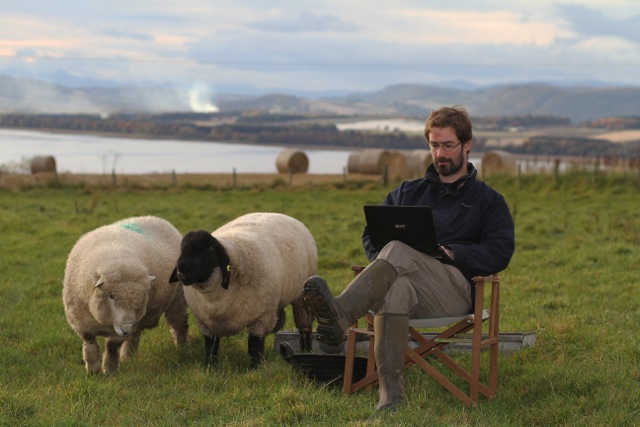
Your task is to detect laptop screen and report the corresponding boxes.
[363,205,450,261]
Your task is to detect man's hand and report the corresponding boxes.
[439,245,454,261]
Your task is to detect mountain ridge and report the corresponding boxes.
[1,74,640,123]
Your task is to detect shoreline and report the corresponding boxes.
[0,126,360,152]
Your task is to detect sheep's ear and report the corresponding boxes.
[213,239,231,290]
[148,275,156,282]
[169,267,179,283]
[221,264,231,290]
[94,277,105,288]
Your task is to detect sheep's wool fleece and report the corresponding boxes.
[185,212,317,338]
[63,215,183,337]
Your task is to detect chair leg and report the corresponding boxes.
[470,280,485,403]
[365,331,376,391]
[342,326,358,395]
[489,277,500,396]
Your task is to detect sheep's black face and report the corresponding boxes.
[173,230,217,286]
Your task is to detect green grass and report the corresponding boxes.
[1,174,639,426]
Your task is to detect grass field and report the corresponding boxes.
[1,173,639,426]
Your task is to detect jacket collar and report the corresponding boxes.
[424,163,477,196]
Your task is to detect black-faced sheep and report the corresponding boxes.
[170,212,316,368]
[63,215,188,374]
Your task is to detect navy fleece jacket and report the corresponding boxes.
[362,163,515,284]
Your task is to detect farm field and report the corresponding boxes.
[1,174,639,426]
[589,129,640,143]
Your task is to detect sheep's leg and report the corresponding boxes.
[248,334,265,369]
[291,295,313,352]
[102,337,124,374]
[204,335,220,367]
[82,336,101,374]
[164,293,189,346]
[298,330,313,353]
[271,308,286,333]
[119,331,141,361]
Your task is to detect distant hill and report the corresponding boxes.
[2,74,640,123]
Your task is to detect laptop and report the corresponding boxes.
[363,204,453,263]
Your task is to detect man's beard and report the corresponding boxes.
[434,150,465,176]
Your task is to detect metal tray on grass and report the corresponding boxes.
[278,342,369,386]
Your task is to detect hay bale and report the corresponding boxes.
[400,150,427,178]
[347,152,362,173]
[386,151,410,180]
[482,150,516,177]
[412,149,433,171]
[358,149,390,174]
[402,152,421,178]
[30,156,57,174]
[276,149,309,174]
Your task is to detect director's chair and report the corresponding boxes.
[342,267,500,406]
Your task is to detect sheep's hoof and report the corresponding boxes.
[85,361,101,374]
[205,355,218,368]
[101,358,119,374]
[248,360,263,370]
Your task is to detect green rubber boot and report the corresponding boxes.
[303,259,397,346]
[374,313,409,411]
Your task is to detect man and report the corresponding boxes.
[303,106,515,411]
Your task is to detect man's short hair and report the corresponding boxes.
[424,106,473,144]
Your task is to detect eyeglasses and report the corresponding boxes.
[427,141,461,152]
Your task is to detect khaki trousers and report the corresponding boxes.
[370,240,471,317]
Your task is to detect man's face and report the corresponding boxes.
[428,127,466,177]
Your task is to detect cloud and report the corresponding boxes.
[247,10,358,33]
[2,1,640,92]
[557,3,640,43]
[97,28,154,42]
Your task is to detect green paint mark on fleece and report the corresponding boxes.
[119,222,145,235]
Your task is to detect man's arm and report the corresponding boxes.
[446,197,515,277]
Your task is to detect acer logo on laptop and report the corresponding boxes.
[394,224,406,229]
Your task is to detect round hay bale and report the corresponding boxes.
[401,151,425,178]
[30,156,57,174]
[482,150,516,177]
[347,152,362,173]
[358,149,390,174]
[386,151,410,180]
[276,149,309,174]
[412,149,433,171]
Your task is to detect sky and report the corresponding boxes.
[1,0,640,97]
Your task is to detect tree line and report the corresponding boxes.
[2,113,639,157]
[0,113,428,150]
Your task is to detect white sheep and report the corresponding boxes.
[170,212,316,368]
[63,215,188,374]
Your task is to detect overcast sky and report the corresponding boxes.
[1,0,640,95]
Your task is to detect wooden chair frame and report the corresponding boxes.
[342,272,500,406]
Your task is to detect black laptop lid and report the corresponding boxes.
[364,204,448,260]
